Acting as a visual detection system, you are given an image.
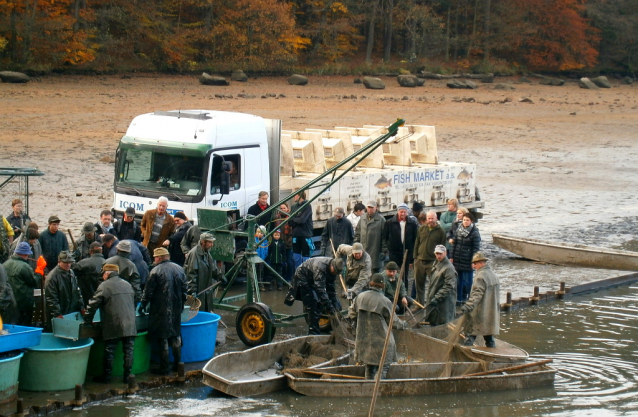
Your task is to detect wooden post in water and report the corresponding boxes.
[530,286,540,305]
[556,282,566,299]
[501,292,512,311]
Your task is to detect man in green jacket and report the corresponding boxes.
[184,232,219,312]
[45,251,84,329]
[4,242,39,325]
[412,211,447,305]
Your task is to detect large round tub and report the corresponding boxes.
[0,351,24,403]
[171,312,220,363]
[87,331,151,377]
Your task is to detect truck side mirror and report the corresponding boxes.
[220,161,232,195]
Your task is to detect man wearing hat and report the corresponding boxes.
[335,242,372,298]
[354,200,386,273]
[115,207,142,242]
[3,242,39,325]
[348,272,407,379]
[45,250,83,329]
[382,203,419,286]
[104,240,142,302]
[460,252,500,348]
[84,263,137,383]
[73,221,102,261]
[184,232,220,312]
[163,211,191,266]
[320,207,353,257]
[288,256,343,335]
[38,215,69,271]
[73,241,106,308]
[423,245,457,326]
[139,247,187,375]
[381,261,413,314]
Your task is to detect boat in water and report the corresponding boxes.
[492,233,638,271]
[285,359,555,397]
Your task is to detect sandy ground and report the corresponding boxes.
[1,74,637,298]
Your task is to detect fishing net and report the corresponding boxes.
[183,296,201,322]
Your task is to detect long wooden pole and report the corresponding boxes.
[368,251,407,416]
[463,359,553,377]
[301,370,365,380]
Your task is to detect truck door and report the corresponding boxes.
[208,151,245,213]
[244,146,268,214]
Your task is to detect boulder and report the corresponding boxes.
[518,76,531,83]
[446,79,477,89]
[621,76,634,85]
[591,76,611,88]
[481,73,495,83]
[362,76,385,90]
[199,73,229,86]
[231,69,248,82]
[578,77,599,90]
[494,83,516,91]
[538,78,564,86]
[397,74,420,87]
[288,74,308,85]
[0,71,30,83]
[354,77,362,84]
[416,77,425,86]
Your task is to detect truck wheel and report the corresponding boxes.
[236,302,276,346]
[303,305,332,332]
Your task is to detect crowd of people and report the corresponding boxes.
[0,192,499,383]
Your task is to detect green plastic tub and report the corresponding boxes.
[87,332,151,377]
[18,334,94,391]
[0,351,24,403]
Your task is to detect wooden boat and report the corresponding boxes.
[202,335,350,397]
[285,360,556,397]
[398,325,529,364]
[492,233,638,271]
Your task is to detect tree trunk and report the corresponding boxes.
[445,1,451,61]
[467,0,480,60]
[453,0,460,61]
[483,0,491,62]
[384,0,393,62]
[366,0,379,63]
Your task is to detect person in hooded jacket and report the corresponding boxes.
[139,247,187,375]
[84,263,137,383]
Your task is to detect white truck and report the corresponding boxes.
[112,110,483,227]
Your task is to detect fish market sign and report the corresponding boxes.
[392,169,447,185]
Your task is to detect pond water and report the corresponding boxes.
[57,283,638,417]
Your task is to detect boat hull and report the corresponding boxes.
[492,233,638,271]
[286,362,556,397]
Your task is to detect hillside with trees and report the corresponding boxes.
[0,0,635,75]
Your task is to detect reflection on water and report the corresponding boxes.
[61,285,638,417]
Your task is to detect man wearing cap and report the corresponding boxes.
[335,242,372,298]
[38,215,69,271]
[382,203,419,285]
[84,263,137,383]
[163,211,191,266]
[45,250,84,329]
[460,252,500,348]
[104,240,142,302]
[413,210,447,305]
[3,242,39,325]
[354,201,386,273]
[10,224,42,272]
[73,221,102,261]
[320,207,353,257]
[141,197,175,255]
[73,241,106,308]
[288,257,343,335]
[381,262,412,314]
[424,245,457,326]
[184,232,220,312]
[115,207,142,242]
[140,247,187,375]
[348,273,407,379]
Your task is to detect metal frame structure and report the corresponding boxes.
[0,168,44,216]
[198,119,406,345]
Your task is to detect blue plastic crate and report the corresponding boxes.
[0,325,43,353]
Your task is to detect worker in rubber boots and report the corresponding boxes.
[460,252,500,348]
[289,257,343,335]
[335,242,372,299]
[348,273,407,380]
[424,245,457,326]
[184,232,220,312]
[139,247,187,375]
[84,263,137,384]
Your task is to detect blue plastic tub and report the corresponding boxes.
[18,334,94,391]
[0,351,23,403]
[170,312,220,363]
[0,324,43,353]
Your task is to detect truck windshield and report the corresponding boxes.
[117,148,205,196]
